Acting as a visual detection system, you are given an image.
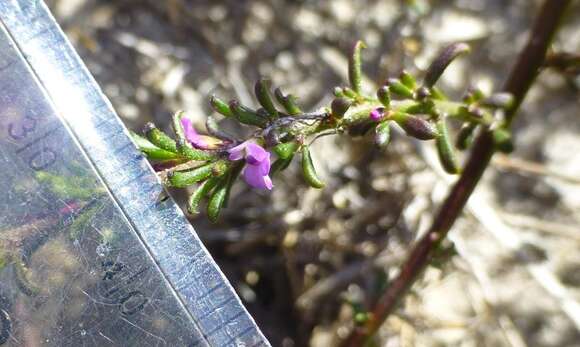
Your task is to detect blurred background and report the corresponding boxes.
[45,0,579,346]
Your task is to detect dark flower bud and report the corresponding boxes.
[392,113,439,140]
[415,86,431,100]
[377,86,391,107]
[423,42,470,88]
[331,97,352,118]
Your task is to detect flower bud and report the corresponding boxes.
[349,40,366,94]
[369,107,385,122]
[423,42,470,88]
[255,78,278,118]
[377,86,391,107]
[392,113,438,140]
[331,97,352,118]
[210,95,234,118]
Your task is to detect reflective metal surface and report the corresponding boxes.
[0,1,269,346]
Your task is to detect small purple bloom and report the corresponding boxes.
[369,107,385,121]
[228,141,273,190]
[181,118,223,149]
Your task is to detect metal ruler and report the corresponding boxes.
[0,1,270,346]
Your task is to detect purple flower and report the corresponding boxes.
[369,107,385,121]
[181,118,223,149]
[228,141,273,190]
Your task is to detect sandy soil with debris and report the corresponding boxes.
[47,0,580,346]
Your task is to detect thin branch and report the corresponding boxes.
[341,0,572,345]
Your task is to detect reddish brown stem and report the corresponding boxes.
[342,0,572,345]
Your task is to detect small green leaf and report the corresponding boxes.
[435,118,460,174]
[130,131,182,161]
[168,163,214,188]
[375,121,391,149]
[210,95,234,118]
[333,87,345,97]
[387,78,414,99]
[423,42,470,88]
[274,141,299,159]
[455,123,476,150]
[176,139,214,161]
[343,87,358,99]
[274,88,302,115]
[400,70,417,90]
[255,79,278,118]
[349,40,366,94]
[301,146,325,189]
[492,128,514,153]
[144,123,178,152]
[229,100,268,127]
[171,110,187,143]
[207,178,229,222]
[187,177,220,214]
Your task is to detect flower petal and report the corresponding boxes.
[257,152,271,175]
[243,164,273,190]
[369,108,384,121]
[245,142,268,165]
[227,142,247,161]
[181,118,207,148]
